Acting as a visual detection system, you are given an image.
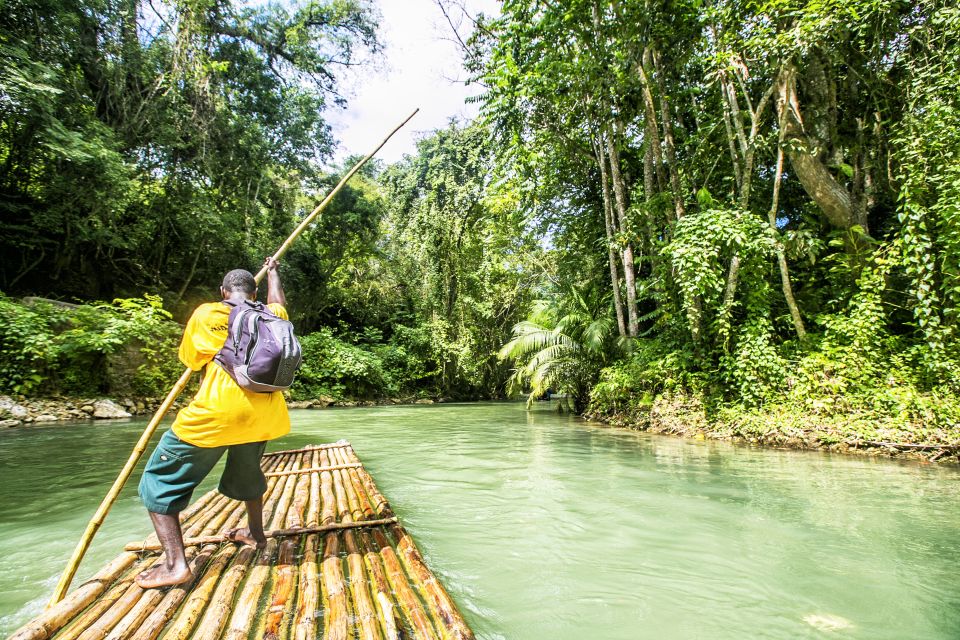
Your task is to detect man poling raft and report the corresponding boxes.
[46,108,420,606]
[136,257,295,589]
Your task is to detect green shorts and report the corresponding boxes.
[138,430,268,515]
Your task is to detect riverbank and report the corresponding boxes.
[6,391,957,464]
[585,391,960,464]
[0,394,446,427]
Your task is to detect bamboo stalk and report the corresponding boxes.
[266,469,299,532]
[318,451,336,527]
[188,545,257,640]
[342,446,394,517]
[201,499,245,537]
[320,530,350,640]
[326,447,436,637]
[159,545,238,640]
[340,449,470,639]
[292,534,320,640]
[257,538,299,640]
[305,460,321,528]
[368,527,439,639]
[53,557,154,640]
[265,463,362,477]
[330,448,401,639]
[9,553,138,640]
[103,588,165,640]
[336,449,471,640]
[325,449,382,638]
[223,540,277,640]
[51,103,418,606]
[361,531,403,640]
[252,108,419,283]
[123,518,398,552]
[330,448,373,520]
[390,523,475,640]
[183,495,232,539]
[262,442,351,458]
[263,455,299,528]
[73,562,154,640]
[286,467,311,529]
[342,512,384,639]
[125,545,218,640]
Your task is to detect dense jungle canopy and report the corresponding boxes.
[1,0,959,441]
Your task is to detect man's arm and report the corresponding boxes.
[264,256,286,307]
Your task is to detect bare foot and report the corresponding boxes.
[225,527,267,548]
[135,563,192,589]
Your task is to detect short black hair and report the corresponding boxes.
[222,269,256,294]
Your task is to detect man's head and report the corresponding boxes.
[221,269,257,301]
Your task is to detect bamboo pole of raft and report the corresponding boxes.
[317,449,349,640]
[265,462,362,478]
[329,448,402,639]
[51,561,146,640]
[187,545,256,640]
[322,450,436,640]
[325,449,382,639]
[223,540,277,640]
[292,533,320,640]
[71,556,160,640]
[160,545,238,640]
[125,545,218,640]
[334,446,474,640]
[262,441,350,457]
[49,108,419,606]
[257,538,299,640]
[9,553,138,640]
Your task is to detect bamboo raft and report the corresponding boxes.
[10,441,474,640]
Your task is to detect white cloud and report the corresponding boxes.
[324,0,498,165]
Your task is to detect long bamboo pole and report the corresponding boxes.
[48,108,419,606]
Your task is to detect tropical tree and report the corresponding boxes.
[499,285,620,412]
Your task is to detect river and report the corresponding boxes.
[0,402,958,639]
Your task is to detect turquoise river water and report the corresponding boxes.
[0,402,958,639]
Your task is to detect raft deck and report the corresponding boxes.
[11,441,475,640]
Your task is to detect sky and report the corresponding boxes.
[324,0,499,165]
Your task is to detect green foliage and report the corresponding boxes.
[291,329,394,400]
[893,5,960,376]
[590,340,701,417]
[0,0,381,303]
[0,294,180,396]
[380,122,541,399]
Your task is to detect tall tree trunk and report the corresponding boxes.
[719,254,741,353]
[597,139,628,337]
[637,49,667,194]
[652,49,686,220]
[776,64,865,234]
[721,74,752,207]
[770,135,806,340]
[606,123,639,337]
[719,81,743,196]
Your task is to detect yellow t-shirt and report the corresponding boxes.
[171,301,291,447]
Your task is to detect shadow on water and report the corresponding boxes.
[1,401,958,639]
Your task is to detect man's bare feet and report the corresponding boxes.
[225,527,267,548]
[135,562,192,589]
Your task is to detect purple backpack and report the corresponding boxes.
[214,300,302,393]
